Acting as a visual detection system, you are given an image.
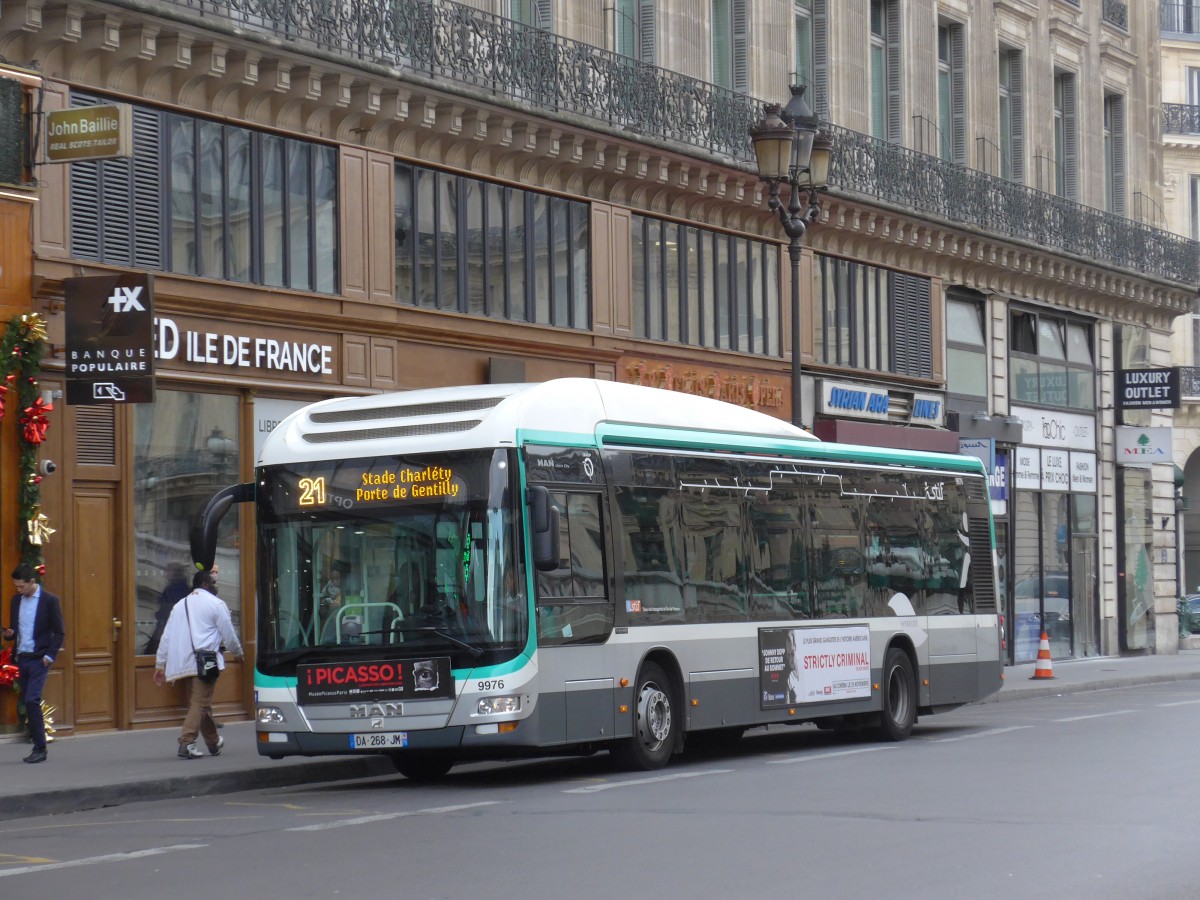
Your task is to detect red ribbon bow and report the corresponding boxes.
[21,397,52,444]
[0,648,17,688]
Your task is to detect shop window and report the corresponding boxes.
[395,162,590,329]
[1008,309,1094,410]
[69,92,338,293]
[813,255,932,378]
[632,214,781,356]
[134,390,241,657]
[946,294,987,398]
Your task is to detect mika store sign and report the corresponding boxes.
[65,272,155,405]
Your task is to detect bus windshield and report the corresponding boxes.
[256,448,527,673]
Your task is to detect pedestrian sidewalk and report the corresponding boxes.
[2,649,1199,818]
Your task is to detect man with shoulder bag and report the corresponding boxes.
[154,569,243,759]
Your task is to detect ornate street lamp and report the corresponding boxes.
[207,426,235,474]
[750,84,830,429]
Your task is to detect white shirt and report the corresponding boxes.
[155,588,243,682]
[16,588,40,656]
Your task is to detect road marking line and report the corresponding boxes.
[766,746,896,765]
[0,844,206,877]
[564,769,733,793]
[226,801,309,810]
[287,801,500,832]
[1157,699,1200,708]
[1054,710,1134,723]
[929,726,1032,743]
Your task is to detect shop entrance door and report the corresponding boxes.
[69,484,121,730]
[57,397,123,733]
[1071,534,1099,657]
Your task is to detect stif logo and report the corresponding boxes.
[107,286,145,313]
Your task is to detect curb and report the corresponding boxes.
[981,667,1200,704]
[9,755,396,818]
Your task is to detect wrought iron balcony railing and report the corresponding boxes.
[165,0,758,160]
[1165,103,1200,134]
[1163,1,1200,34]
[827,125,1198,286]
[1181,366,1200,399]
[125,0,1199,286]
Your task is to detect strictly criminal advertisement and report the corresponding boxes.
[759,625,872,708]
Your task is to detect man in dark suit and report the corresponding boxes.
[2,564,66,763]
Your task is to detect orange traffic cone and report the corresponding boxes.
[1030,630,1054,680]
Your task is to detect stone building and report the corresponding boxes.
[0,0,1191,733]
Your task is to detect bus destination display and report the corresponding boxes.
[279,459,472,514]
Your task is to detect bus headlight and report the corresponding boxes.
[477,696,521,715]
[257,706,286,724]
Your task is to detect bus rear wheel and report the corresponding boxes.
[877,647,917,741]
[392,753,454,782]
[612,662,677,770]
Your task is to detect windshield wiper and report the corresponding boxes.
[396,626,484,660]
[264,647,329,667]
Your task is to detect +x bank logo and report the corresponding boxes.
[107,285,146,313]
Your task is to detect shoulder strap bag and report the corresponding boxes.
[185,595,221,683]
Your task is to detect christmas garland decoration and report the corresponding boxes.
[0,313,53,575]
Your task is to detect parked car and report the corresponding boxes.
[1182,594,1200,634]
[1013,572,1071,647]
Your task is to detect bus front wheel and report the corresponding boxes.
[612,662,677,770]
[877,647,917,741]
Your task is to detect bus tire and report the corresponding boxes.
[392,753,454,782]
[877,647,917,742]
[612,662,677,770]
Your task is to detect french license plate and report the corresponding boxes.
[350,732,408,750]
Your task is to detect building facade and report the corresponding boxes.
[0,0,1192,734]
[1161,2,1200,603]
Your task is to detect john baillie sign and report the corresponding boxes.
[45,104,132,163]
[1117,368,1180,410]
[65,273,155,405]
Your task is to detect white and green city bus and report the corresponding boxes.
[192,378,1003,780]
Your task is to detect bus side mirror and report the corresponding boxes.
[190,482,255,571]
[527,485,561,572]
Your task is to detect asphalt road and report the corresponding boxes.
[3,680,1199,900]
